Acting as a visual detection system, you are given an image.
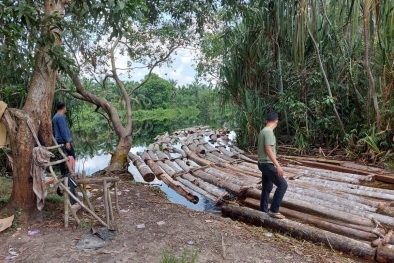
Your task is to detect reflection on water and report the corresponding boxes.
[73,115,231,212]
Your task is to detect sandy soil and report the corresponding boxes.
[0,176,369,263]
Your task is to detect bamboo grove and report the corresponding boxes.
[216,0,394,166]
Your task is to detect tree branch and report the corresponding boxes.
[110,38,133,133]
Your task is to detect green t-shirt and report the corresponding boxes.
[258,127,276,163]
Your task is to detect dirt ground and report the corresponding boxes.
[0,175,371,263]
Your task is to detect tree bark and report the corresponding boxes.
[108,135,132,171]
[2,0,68,215]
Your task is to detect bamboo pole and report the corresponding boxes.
[107,183,114,224]
[49,166,108,227]
[103,179,110,227]
[68,202,80,226]
[114,182,120,214]
[64,178,69,228]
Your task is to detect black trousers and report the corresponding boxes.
[56,143,78,205]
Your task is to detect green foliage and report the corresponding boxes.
[210,0,394,162]
[138,74,173,109]
[160,248,198,263]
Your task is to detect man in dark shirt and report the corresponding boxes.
[53,102,80,210]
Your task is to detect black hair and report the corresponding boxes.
[266,112,278,121]
[56,102,66,110]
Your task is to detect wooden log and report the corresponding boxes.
[232,145,245,154]
[205,153,230,164]
[128,153,155,182]
[79,171,95,212]
[157,161,176,177]
[75,177,119,184]
[283,191,394,227]
[182,173,227,198]
[174,159,191,172]
[171,147,187,158]
[198,138,217,152]
[209,151,236,162]
[176,177,217,202]
[211,166,260,185]
[284,167,363,184]
[383,230,394,246]
[296,177,394,200]
[147,150,158,160]
[222,204,376,261]
[164,159,183,173]
[153,143,160,152]
[297,160,373,176]
[190,143,206,154]
[204,167,251,186]
[242,198,378,242]
[376,246,394,263]
[146,159,198,203]
[218,162,261,178]
[182,145,212,166]
[238,154,258,164]
[192,170,243,194]
[163,149,175,161]
[141,151,151,161]
[209,134,218,142]
[286,165,375,182]
[216,146,237,158]
[233,163,260,174]
[147,144,155,151]
[155,150,169,160]
[287,181,381,208]
[376,174,394,184]
[245,188,373,226]
[286,185,377,212]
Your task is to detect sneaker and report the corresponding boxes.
[71,203,81,212]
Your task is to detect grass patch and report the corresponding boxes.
[149,186,168,200]
[46,194,64,203]
[160,248,198,263]
[0,175,12,208]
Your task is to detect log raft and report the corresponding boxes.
[127,126,394,262]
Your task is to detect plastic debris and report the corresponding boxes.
[156,221,165,226]
[264,232,273,238]
[27,230,39,236]
[120,209,130,213]
[5,247,19,260]
[187,240,194,245]
[205,220,214,223]
[137,224,145,229]
[76,227,117,250]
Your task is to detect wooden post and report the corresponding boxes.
[103,179,110,228]
[114,181,120,214]
[107,183,114,223]
[64,178,69,228]
[68,202,80,226]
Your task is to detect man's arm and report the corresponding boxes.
[58,116,72,149]
[264,145,284,177]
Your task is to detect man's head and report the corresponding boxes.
[57,102,67,115]
[266,112,279,129]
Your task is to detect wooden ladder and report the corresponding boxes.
[27,120,119,229]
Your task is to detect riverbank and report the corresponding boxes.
[0,175,366,263]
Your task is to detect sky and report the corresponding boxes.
[115,47,198,87]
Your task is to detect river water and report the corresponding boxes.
[73,117,233,212]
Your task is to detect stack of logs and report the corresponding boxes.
[128,126,394,262]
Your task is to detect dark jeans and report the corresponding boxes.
[56,143,78,205]
[58,144,75,176]
[258,162,288,213]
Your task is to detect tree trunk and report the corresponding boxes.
[2,0,67,216]
[108,135,132,171]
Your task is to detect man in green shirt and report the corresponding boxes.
[258,112,287,219]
